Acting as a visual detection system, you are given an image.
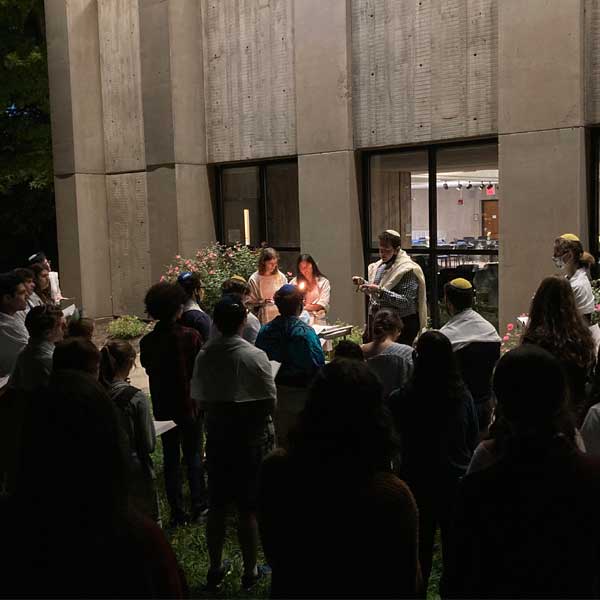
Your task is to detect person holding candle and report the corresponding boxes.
[248,248,288,325]
[290,254,331,326]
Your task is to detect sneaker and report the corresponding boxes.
[241,565,270,591]
[202,560,232,593]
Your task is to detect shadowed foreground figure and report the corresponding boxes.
[442,345,600,598]
[1,370,186,598]
[258,359,422,598]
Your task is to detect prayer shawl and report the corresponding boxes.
[367,250,428,332]
[439,308,501,351]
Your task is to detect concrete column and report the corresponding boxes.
[45,0,112,316]
[498,0,587,328]
[294,0,363,326]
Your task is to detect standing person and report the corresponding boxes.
[361,308,414,399]
[0,273,29,391]
[10,305,65,392]
[256,284,325,446]
[258,360,422,598]
[248,247,288,324]
[440,278,501,433]
[521,277,595,425]
[553,233,595,321]
[389,331,478,592]
[220,276,262,344]
[177,271,212,345]
[140,282,207,527]
[2,370,187,598]
[442,345,600,599]
[290,254,331,325]
[100,341,159,523]
[191,296,277,592]
[27,251,63,303]
[30,263,54,306]
[354,230,427,346]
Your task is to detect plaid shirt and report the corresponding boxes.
[140,321,201,423]
[370,269,419,319]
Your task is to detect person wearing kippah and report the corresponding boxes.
[553,233,595,322]
[176,271,212,344]
[353,230,427,346]
[440,278,501,432]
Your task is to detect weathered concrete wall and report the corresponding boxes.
[203,0,296,162]
[585,0,600,123]
[352,0,498,148]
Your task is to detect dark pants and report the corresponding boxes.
[162,417,207,516]
[365,310,420,346]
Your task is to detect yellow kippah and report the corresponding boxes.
[449,278,473,290]
[384,229,401,238]
[560,233,580,242]
[231,275,247,283]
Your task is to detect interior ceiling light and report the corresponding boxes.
[487,182,494,190]
[479,182,485,190]
[456,182,463,190]
[443,182,448,190]
[466,182,472,190]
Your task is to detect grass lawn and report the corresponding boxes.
[152,439,443,599]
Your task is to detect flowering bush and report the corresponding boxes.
[591,280,600,325]
[162,243,260,314]
[500,318,525,354]
[108,315,151,339]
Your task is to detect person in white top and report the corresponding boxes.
[0,273,29,390]
[220,276,261,344]
[28,252,63,303]
[290,254,331,326]
[248,248,288,325]
[553,234,595,322]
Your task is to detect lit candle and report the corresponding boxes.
[298,281,306,291]
[243,209,251,246]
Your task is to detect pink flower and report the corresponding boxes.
[160,275,165,282]
[502,335,510,342]
[507,323,514,332]
[595,304,600,312]
[286,271,293,277]
[175,255,181,259]
[209,270,215,275]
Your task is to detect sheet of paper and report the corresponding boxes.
[154,420,177,436]
[62,304,76,318]
[270,360,281,378]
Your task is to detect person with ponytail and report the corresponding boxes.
[100,340,159,523]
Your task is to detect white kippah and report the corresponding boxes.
[384,229,401,238]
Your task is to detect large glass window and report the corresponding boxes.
[368,141,499,329]
[219,160,300,273]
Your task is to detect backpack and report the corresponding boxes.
[111,385,140,456]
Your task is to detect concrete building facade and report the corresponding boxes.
[44,0,600,328]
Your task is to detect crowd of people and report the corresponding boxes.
[2,231,600,597]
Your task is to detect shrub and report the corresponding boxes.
[107,315,150,339]
[162,243,261,314]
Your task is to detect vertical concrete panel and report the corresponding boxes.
[295,0,353,154]
[585,0,600,123]
[67,0,105,173]
[45,0,75,175]
[106,173,151,316]
[203,0,295,162]
[55,175,112,317]
[75,175,113,316]
[499,128,587,328]
[139,0,175,166]
[98,0,146,172]
[299,152,364,326]
[169,0,207,164]
[176,164,217,256]
[54,176,81,302]
[499,0,584,133]
[146,167,179,282]
[352,0,497,148]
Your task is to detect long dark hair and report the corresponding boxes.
[411,330,466,414]
[288,360,399,477]
[296,253,325,285]
[521,276,595,370]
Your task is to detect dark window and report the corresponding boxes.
[366,140,499,329]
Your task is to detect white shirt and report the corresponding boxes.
[0,311,30,388]
[568,268,595,316]
[191,334,276,407]
[439,308,501,351]
[581,403,600,456]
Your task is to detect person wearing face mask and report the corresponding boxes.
[177,271,212,345]
[353,230,427,346]
[553,233,595,323]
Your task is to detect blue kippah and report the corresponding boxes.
[279,284,296,294]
